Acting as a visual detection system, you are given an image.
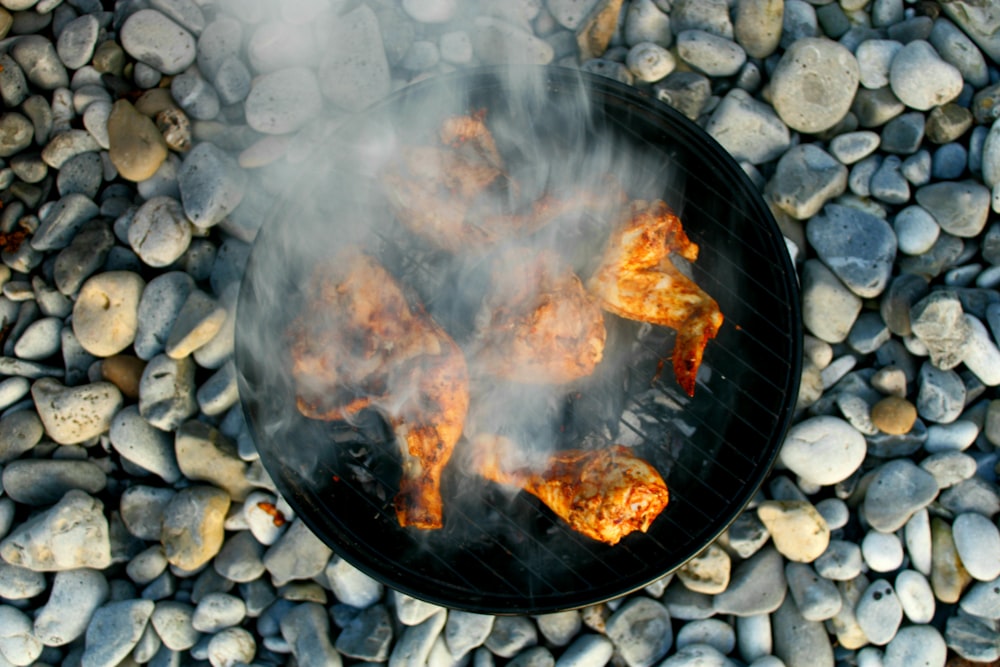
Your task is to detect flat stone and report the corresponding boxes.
[915,180,990,238]
[713,546,787,616]
[31,378,122,445]
[56,13,99,70]
[135,271,196,361]
[806,203,897,298]
[893,205,940,256]
[335,603,393,662]
[33,568,109,647]
[536,610,579,648]
[604,597,672,667]
[864,459,940,532]
[705,88,791,164]
[676,30,746,77]
[916,362,966,424]
[771,594,834,667]
[1,459,106,506]
[952,512,1000,581]
[889,40,963,111]
[556,634,614,667]
[31,192,99,252]
[120,8,196,75]
[829,130,880,165]
[160,485,230,571]
[0,560,45,599]
[165,290,226,359]
[129,196,192,268]
[0,490,111,571]
[81,599,155,667]
[177,142,247,229]
[801,259,863,343]
[779,415,866,485]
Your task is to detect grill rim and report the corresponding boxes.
[235,65,803,615]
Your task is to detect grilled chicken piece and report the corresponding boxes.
[287,252,469,529]
[469,247,606,384]
[587,200,724,396]
[473,435,669,545]
[381,111,622,253]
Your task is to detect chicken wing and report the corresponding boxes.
[587,200,723,396]
[473,435,669,545]
[469,246,606,384]
[287,251,469,529]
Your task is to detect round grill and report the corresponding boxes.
[236,66,802,614]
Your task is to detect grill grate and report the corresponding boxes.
[237,67,801,614]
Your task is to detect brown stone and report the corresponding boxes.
[161,485,230,571]
[134,88,178,118]
[107,99,168,182]
[101,354,147,400]
[870,396,918,435]
[92,40,125,76]
[576,0,625,61]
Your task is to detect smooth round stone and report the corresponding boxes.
[0,605,43,664]
[770,37,859,133]
[960,576,1000,619]
[814,540,865,581]
[30,378,122,445]
[910,292,970,370]
[904,146,933,183]
[108,404,180,483]
[0,112,34,158]
[952,512,1000,581]
[920,451,976,488]
[263,519,332,587]
[894,569,935,623]
[1,459,107,506]
[401,0,456,23]
[0,490,111,571]
[829,130,880,164]
[735,614,771,663]
[915,180,990,238]
[864,459,940,533]
[883,625,946,667]
[626,42,675,83]
[161,485,230,571]
[604,597,673,667]
[243,491,289,546]
[445,610,495,657]
[0,409,43,464]
[893,205,940,255]
[192,592,246,633]
[932,143,968,180]
[120,9,196,75]
[779,416,866,486]
[801,259,863,343]
[916,363,966,424]
[10,35,67,90]
[771,594,834,667]
[925,420,979,454]
[889,40,963,111]
[178,142,247,229]
[675,618,734,655]
[536,611,580,648]
[207,627,256,667]
[733,0,783,58]
[80,599,155,667]
[959,314,1000,386]
[785,562,842,621]
[392,589,443,627]
[71,270,144,358]
[806,204,896,298]
[926,103,973,144]
[151,601,199,651]
[13,316,61,360]
[107,100,169,182]
[767,144,847,220]
[704,88,791,165]
[870,155,910,203]
[56,151,102,199]
[625,0,672,47]
[56,13,99,70]
[138,354,197,431]
[929,17,988,87]
[856,39,902,90]
[134,271,195,361]
[165,290,225,359]
[880,111,925,155]
[677,543,730,594]
[814,498,849,531]
[944,615,1000,662]
[33,568,109,646]
[126,545,169,585]
[676,30,746,76]
[855,579,903,646]
[757,500,830,563]
[557,634,613,667]
[861,530,905,572]
[930,516,971,603]
[0,561,45,599]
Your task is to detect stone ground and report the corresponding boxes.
[0,0,999,666]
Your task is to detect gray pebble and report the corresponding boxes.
[915,179,991,240]
[663,583,716,620]
[316,5,391,112]
[13,315,61,360]
[772,594,834,667]
[128,196,192,269]
[0,605,44,665]
[903,149,933,187]
[555,634,613,667]
[916,361,966,424]
[0,53,28,109]
[920,450,977,488]
[389,609,446,667]
[207,626,256,667]
[770,36,859,133]
[178,141,247,229]
[536,611,579,648]
[1,458,106,505]
[119,485,174,542]
[10,35,68,90]
[56,13,99,70]
[80,599,156,667]
[893,205,940,256]
[767,144,847,220]
[676,30,745,77]
[149,0,205,35]
[856,39,902,90]
[31,377,122,445]
[894,569,935,623]
[0,560,45,599]
[784,561,842,622]
[0,489,111,571]
[127,545,169,585]
[0,409,40,464]
[31,192,99,252]
[135,271,195,360]
[486,615,538,658]
[392,590,443,627]
[197,16,243,78]
[952,512,1000,581]
[861,530,904,572]
[939,476,1000,517]
[705,88,790,164]
[925,420,979,453]
[675,618,734,655]
[870,155,910,204]
[263,519,332,587]
[325,555,383,609]
[54,220,116,297]
[0,112,34,158]
[829,130,880,165]
[672,0,733,38]
[848,154,881,196]
[910,291,970,370]
[713,546,787,616]
[626,42,675,83]
[814,540,864,580]
[336,604,393,661]
[212,55,251,105]
[213,530,265,583]
[625,0,672,47]
[171,68,220,121]
[120,9,197,75]
[733,0,783,58]
[889,40,963,111]
[960,575,1000,619]
[855,579,903,646]
[138,354,197,431]
[880,111,925,155]
[945,614,1000,662]
[883,625,947,667]
[806,204,896,298]
[191,592,246,633]
[151,601,199,651]
[864,458,940,532]
[57,151,103,199]
[33,568,109,646]
[109,404,180,483]
[604,596,672,667]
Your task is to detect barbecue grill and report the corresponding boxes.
[236,66,802,614]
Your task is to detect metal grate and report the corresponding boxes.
[237,67,802,614]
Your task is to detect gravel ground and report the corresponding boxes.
[0,0,999,666]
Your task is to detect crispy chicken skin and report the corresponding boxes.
[473,435,670,545]
[587,200,724,396]
[287,252,469,529]
[470,246,607,384]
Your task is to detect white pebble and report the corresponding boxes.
[861,531,905,572]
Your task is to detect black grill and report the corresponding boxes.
[236,66,802,614]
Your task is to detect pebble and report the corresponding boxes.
[71,270,145,357]
[150,601,199,651]
[165,289,226,359]
[883,625,946,667]
[192,592,246,633]
[770,37,859,133]
[0,605,44,665]
[713,546,786,616]
[626,42,674,83]
[81,599,156,667]
[175,420,254,501]
[893,205,940,256]
[814,540,864,580]
[31,377,122,445]
[880,111,926,155]
[555,634,613,667]
[924,420,979,453]
[388,609,446,667]
[445,610,494,658]
[178,142,247,229]
[784,562,841,621]
[856,39,902,90]
[0,489,111,571]
[861,530,904,572]
[675,30,746,77]
[960,313,1000,386]
[263,519,332,587]
[855,579,903,646]
[624,0,672,47]
[138,354,198,431]
[107,100,169,182]
[806,203,896,298]
[767,144,847,220]
[926,103,973,145]
[894,569,935,624]
[536,611,580,648]
[829,130,880,165]
[910,292,970,370]
[704,88,791,165]
[930,516,972,604]
[108,404,180,483]
[916,362,966,424]
[120,9,197,75]
[160,485,230,571]
[889,40,963,111]
[772,594,834,667]
[127,545,169,586]
[128,196,193,268]
[33,568,109,646]
[0,404,43,464]
[756,500,829,563]
[870,155,910,204]
[134,271,196,361]
[243,491,289,546]
[864,459,940,532]
[12,315,60,360]
[1,458,107,506]
[208,626,256,667]
[915,180,990,238]
[960,575,1000,619]
[800,259,863,343]
[32,192,99,251]
[335,603,393,661]
[604,596,672,667]
[10,35,68,90]
[244,67,322,135]
[57,151,103,199]
[951,512,1000,581]
[56,13,99,70]
[486,615,538,658]
[945,614,1000,662]
[778,416,866,486]
[317,5,391,112]
[213,530,265,583]
[0,560,45,599]
[733,0,783,58]
[920,450,976,488]
[677,543,730,594]
[120,485,175,542]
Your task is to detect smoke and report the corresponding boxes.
[235,62,700,537]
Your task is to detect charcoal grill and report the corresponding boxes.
[236,66,802,614]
